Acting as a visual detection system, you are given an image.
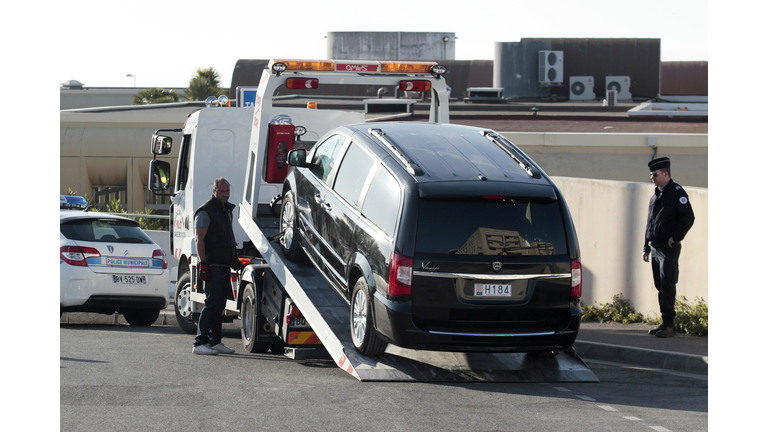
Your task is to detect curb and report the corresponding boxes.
[574,340,708,376]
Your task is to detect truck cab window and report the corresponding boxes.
[176,134,192,192]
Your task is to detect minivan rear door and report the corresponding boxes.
[411,195,573,332]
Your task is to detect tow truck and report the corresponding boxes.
[149,59,597,382]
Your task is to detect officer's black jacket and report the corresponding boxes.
[644,180,695,253]
[195,195,237,267]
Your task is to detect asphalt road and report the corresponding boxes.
[60,323,707,432]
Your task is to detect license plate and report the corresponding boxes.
[475,283,512,297]
[112,275,147,285]
[290,317,308,327]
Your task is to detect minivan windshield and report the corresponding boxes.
[415,198,567,256]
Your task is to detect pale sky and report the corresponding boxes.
[52,0,709,89]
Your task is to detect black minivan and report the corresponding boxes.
[279,122,582,356]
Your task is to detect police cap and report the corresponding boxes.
[648,157,670,171]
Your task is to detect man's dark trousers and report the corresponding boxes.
[651,244,681,325]
[194,265,230,347]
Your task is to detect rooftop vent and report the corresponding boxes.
[61,80,84,90]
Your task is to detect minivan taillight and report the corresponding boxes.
[571,258,582,298]
[60,246,101,267]
[153,249,167,269]
[388,252,412,296]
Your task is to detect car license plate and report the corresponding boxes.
[474,283,527,299]
[113,275,148,285]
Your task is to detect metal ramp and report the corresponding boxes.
[239,208,598,383]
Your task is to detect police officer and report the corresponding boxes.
[192,178,242,355]
[643,157,695,338]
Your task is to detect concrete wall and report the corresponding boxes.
[504,132,708,188]
[552,177,707,317]
[61,88,188,110]
[327,32,456,61]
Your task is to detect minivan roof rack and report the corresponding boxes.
[368,128,424,176]
[480,131,541,179]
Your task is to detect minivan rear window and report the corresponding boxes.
[61,218,154,244]
[415,198,567,255]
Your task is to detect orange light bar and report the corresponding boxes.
[269,59,335,72]
[380,61,437,74]
[269,59,440,74]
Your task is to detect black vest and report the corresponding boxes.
[195,195,237,266]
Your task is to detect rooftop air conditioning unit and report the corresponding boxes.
[538,51,564,84]
[605,76,632,100]
[569,76,595,101]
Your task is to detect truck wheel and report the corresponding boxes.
[124,309,160,326]
[240,283,270,353]
[350,277,387,356]
[279,190,303,261]
[174,272,197,334]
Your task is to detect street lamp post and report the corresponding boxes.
[126,74,136,87]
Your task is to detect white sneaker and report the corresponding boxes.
[193,344,219,355]
[210,343,235,354]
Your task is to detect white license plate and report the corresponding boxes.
[112,275,148,285]
[475,283,512,297]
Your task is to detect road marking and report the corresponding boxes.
[575,395,596,401]
[649,427,671,432]
[623,416,643,421]
[598,405,617,411]
[552,387,571,392]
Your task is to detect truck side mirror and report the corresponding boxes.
[287,148,308,167]
[149,160,172,191]
[151,135,172,155]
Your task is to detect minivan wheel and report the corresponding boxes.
[350,277,387,356]
[279,190,303,261]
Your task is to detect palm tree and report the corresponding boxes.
[185,67,228,101]
[132,88,180,105]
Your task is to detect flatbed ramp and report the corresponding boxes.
[240,209,598,383]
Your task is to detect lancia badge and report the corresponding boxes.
[492,261,503,272]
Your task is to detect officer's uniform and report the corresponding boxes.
[644,157,695,335]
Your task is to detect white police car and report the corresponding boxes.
[60,196,169,326]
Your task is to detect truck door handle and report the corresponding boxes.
[314,194,323,204]
[322,203,332,212]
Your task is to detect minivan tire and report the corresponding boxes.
[350,277,387,356]
[279,190,303,261]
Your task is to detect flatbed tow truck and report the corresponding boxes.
[150,59,597,382]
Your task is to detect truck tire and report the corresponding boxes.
[240,283,270,353]
[350,277,387,356]
[174,272,198,334]
[279,190,303,261]
[124,309,160,326]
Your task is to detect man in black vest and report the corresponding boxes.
[192,178,240,355]
[643,158,695,338]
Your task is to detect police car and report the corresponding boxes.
[60,196,169,326]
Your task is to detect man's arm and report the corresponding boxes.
[195,227,208,262]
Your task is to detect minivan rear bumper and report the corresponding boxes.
[373,292,580,353]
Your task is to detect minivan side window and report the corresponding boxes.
[333,141,376,209]
[361,165,401,237]
[310,134,347,186]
